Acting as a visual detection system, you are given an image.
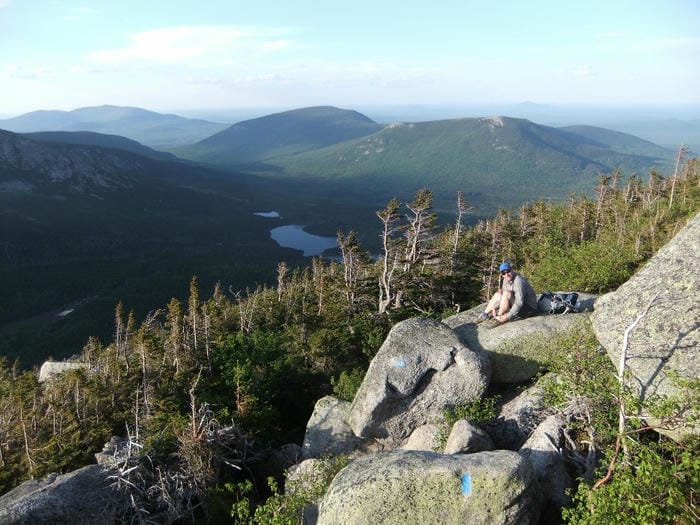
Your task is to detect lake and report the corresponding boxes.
[270,225,338,256]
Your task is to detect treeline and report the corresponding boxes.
[0,158,698,521]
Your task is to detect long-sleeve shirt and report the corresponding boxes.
[502,272,538,320]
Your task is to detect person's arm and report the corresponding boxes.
[506,276,526,320]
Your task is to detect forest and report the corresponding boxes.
[0,157,698,523]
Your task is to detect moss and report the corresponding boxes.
[318,451,538,525]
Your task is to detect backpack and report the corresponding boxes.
[538,291,580,314]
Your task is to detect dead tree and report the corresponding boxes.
[377,198,401,314]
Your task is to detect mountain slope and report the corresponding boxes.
[599,118,700,153]
[559,125,673,158]
[176,106,383,164]
[22,131,178,161]
[0,105,229,149]
[266,116,673,211]
[0,129,313,365]
[0,129,143,194]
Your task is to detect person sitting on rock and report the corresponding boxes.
[478,262,539,323]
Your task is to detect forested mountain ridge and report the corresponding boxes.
[267,116,673,212]
[0,105,229,149]
[176,105,383,164]
[2,105,677,217]
[22,130,178,162]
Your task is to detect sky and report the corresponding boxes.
[1,0,699,118]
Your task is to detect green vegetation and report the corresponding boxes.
[444,396,499,426]
[266,117,673,214]
[542,319,700,525]
[230,455,349,524]
[0,157,697,522]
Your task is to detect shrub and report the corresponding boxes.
[563,437,700,524]
[443,396,499,426]
[528,240,640,294]
[331,367,366,402]
[230,455,349,524]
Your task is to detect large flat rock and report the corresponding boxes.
[591,211,700,440]
[317,449,541,525]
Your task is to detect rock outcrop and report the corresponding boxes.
[0,129,138,195]
[400,423,443,452]
[0,465,122,525]
[348,317,490,447]
[38,360,86,383]
[302,396,363,459]
[444,419,495,454]
[483,376,552,450]
[444,304,593,384]
[519,414,573,519]
[591,211,700,440]
[317,449,541,525]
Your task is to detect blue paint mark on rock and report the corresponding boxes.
[461,473,472,495]
[395,360,406,367]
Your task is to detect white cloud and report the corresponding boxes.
[87,25,296,65]
[571,65,594,77]
[0,0,11,8]
[2,64,50,79]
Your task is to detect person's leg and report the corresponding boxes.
[498,289,513,316]
[484,292,503,316]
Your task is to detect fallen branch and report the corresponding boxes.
[593,292,659,490]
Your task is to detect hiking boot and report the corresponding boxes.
[476,312,492,323]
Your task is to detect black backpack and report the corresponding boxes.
[538,291,580,314]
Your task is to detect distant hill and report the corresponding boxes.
[0,105,229,149]
[559,125,673,158]
[176,106,383,164]
[264,116,674,212]
[598,118,700,154]
[22,131,178,162]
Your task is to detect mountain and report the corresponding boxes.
[263,116,674,212]
[559,125,673,158]
[0,129,312,365]
[0,105,229,149]
[21,131,178,161]
[597,118,700,153]
[0,129,143,194]
[176,106,383,164]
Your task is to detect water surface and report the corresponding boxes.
[270,225,338,256]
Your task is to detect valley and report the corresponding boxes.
[0,104,685,367]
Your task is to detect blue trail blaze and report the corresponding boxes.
[461,473,472,495]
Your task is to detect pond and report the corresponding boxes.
[254,211,281,218]
[270,224,338,256]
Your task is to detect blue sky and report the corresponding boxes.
[1,0,699,117]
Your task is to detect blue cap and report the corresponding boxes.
[499,262,512,272]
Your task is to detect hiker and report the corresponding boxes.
[478,262,539,323]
